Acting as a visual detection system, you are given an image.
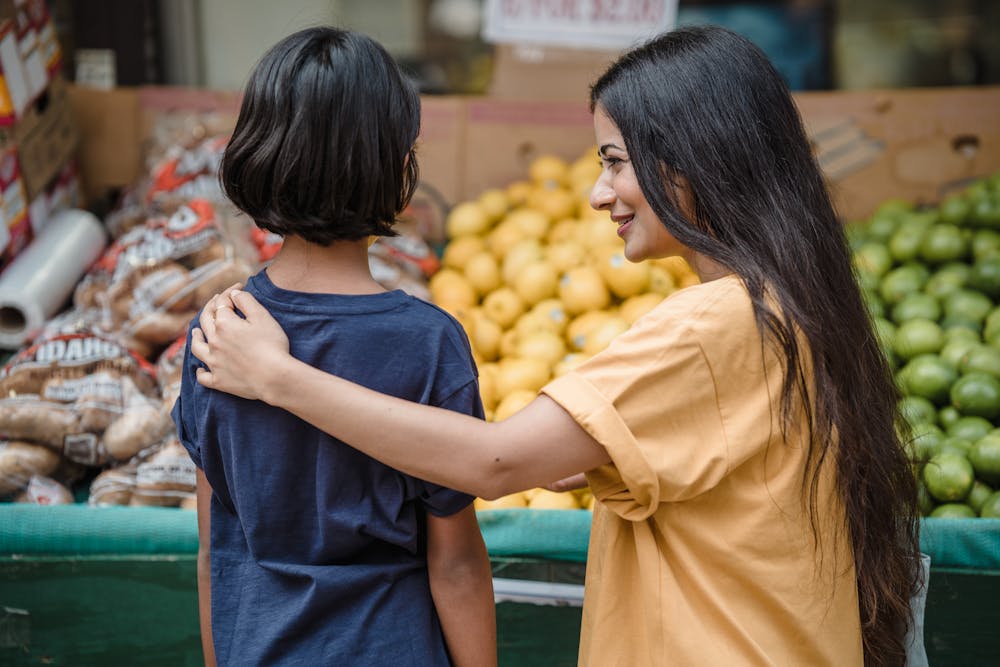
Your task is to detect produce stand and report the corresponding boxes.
[1,505,998,666]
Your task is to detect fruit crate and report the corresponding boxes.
[1,505,998,666]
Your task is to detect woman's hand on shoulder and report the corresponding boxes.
[191,286,290,402]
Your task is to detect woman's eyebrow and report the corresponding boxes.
[598,143,626,157]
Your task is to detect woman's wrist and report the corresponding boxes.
[256,350,299,407]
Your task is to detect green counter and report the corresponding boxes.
[1,506,998,666]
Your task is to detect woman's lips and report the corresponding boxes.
[615,216,633,238]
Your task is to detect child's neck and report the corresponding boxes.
[265,235,385,295]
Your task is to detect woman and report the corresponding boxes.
[193,25,920,666]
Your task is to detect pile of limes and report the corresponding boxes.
[432,149,700,510]
[849,171,1000,518]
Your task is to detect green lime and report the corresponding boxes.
[972,229,1000,260]
[929,503,977,518]
[946,415,994,441]
[897,354,957,404]
[880,265,929,306]
[889,225,926,263]
[959,344,1000,379]
[969,434,1000,485]
[923,451,975,501]
[983,307,1000,341]
[899,396,938,426]
[940,194,972,225]
[935,437,973,458]
[919,224,969,264]
[971,198,1000,228]
[909,423,945,462]
[967,256,1000,300]
[925,262,971,300]
[944,326,981,345]
[864,290,886,319]
[950,372,1000,420]
[942,288,993,327]
[866,214,901,243]
[891,293,941,324]
[940,339,979,369]
[967,480,995,514]
[893,319,945,362]
[938,405,962,430]
[917,482,936,516]
[876,199,915,219]
[980,490,1000,518]
[853,242,893,279]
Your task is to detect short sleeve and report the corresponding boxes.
[541,279,771,521]
[172,325,204,470]
[416,378,484,517]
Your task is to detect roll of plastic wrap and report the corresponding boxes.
[0,209,107,349]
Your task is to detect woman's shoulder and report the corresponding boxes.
[645,274,753,332]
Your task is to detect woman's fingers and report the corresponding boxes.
[191,328,211,366]
[229,290,267,321]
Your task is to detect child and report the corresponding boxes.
[173,27,496,666]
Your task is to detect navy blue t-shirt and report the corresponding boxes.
[173,270,483,666]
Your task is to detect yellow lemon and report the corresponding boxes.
[499,328,520,358]
[463,251,502,297]
[470,313,503,362]
[493,388,537,421]
[554,352,592,376]
[513,260,559,306]
[648,265,677,296]
[529,298,569,335]
[515,330,567,367]
[505,180,534,207]
[582,315,629,355]
[581,217,622,250]
[513,310,560,339]
[545,240,587,274]
[505,207,550,240]
[446,201,490,238]
[477,188,510,223]
[529,154,569,187]
[475,493,528,510]
[619,292,664,324]
[496,356,551,397]
[547,217,581,244]
[567,310,616,351]
[528,489,580,509]
[429,269,477,307]
[568,155,601,191]
[501,239,545,285]
[559,266,610,315]
[442,235,487,270]
[486,219,528,259]
[528,185,577,222]
[596,246,651,299]
[679,273,701,289]
[481,286,525,329]
[655,255,696,282]
[477,363,498,410]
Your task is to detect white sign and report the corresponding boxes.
[482,0,677,50]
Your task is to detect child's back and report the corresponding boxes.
[176,270,482,664]
[172,26,495,666]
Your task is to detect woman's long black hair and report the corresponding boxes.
[592,26,920,665]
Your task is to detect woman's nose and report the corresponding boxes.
[589,176,615,211]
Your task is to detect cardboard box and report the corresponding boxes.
[65,84,1000,225]
[0,0,60,127]
[5,76,76,199]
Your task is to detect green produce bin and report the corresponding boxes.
[2,505,998,666]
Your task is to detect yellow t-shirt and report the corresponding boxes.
[541,275,862,666]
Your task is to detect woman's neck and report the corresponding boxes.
[265,235,385,295]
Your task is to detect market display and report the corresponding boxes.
[850,171,1000,519]
[430,150,700,511]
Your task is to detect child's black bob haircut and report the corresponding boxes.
[221,27,420,245]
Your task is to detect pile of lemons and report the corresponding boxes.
[430,149,700,511]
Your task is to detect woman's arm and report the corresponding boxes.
[195,469,217,667]
[426,506,497,667]
[193,291,610,498]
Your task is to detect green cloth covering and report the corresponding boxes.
[2,504,999,570]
